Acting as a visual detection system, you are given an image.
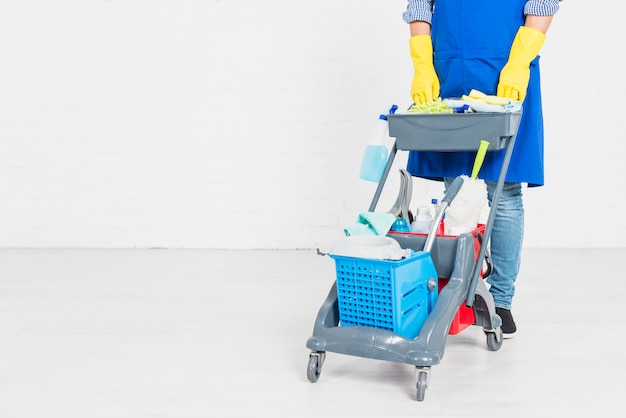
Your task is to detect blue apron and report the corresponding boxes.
[406,0,545,187]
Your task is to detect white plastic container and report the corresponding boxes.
[410,205,433,234]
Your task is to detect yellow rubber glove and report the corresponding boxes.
[409,35,440,105]
[497,26,546,102]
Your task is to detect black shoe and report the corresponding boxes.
[496,307,517,339]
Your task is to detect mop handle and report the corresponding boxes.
[471,140,490,179]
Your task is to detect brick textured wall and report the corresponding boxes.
[0,2,619,248]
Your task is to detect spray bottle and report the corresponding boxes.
[359,105,398,183]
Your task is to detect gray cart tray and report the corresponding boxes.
[387,111,522,151]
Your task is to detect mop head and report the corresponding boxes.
[445,175,487,235]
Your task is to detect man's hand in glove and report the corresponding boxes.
[497,26,546,102]
[409,35,440,105]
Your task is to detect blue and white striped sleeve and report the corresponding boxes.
[403,0,434,24]
[524,0,562,16]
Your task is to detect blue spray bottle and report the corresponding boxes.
[359,104,398,183]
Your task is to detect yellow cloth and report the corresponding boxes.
[497,26,546,102]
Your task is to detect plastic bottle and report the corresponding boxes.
[359,105,398,183]
[440,213,446,235]
[359,114,390,183]
[410,205,433,234]
[430,198,438,218]
[431,198,446,235]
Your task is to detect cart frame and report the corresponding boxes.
[306,110,522,401]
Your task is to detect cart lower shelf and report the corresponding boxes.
[305,233,503,402]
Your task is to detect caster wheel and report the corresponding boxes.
[485,328,503,351]
[307,351,325,383]
[416,369,429,401]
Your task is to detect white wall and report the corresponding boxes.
[0,1,622,249]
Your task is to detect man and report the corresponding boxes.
[404,0,562,338]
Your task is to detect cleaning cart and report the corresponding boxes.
[305,109,522,401]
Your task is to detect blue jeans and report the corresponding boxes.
[445,179,524,310]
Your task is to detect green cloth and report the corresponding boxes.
[344,212,397,236]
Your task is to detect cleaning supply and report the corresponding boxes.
[317,235,412,261]
[430,198,446,235]
[471,140,489,179]
[445,140,490,235]
[359,105,398,183]
[497,26,546,102]
[344,212,397,236]
[423,177,464,251]
[359,114,389,182]
[446,91,522,113]
[410,206,433,234]
[387,168,412,221]
[391,217,410,233]
[466,89,511,106]
[409,35,440,105]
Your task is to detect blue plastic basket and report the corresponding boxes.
[330,251,438,339]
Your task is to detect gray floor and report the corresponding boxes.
[0,248,624,417]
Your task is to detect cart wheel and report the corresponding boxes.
[307,351,325,383]
[485,328,503,351]
[416,370,428,402]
